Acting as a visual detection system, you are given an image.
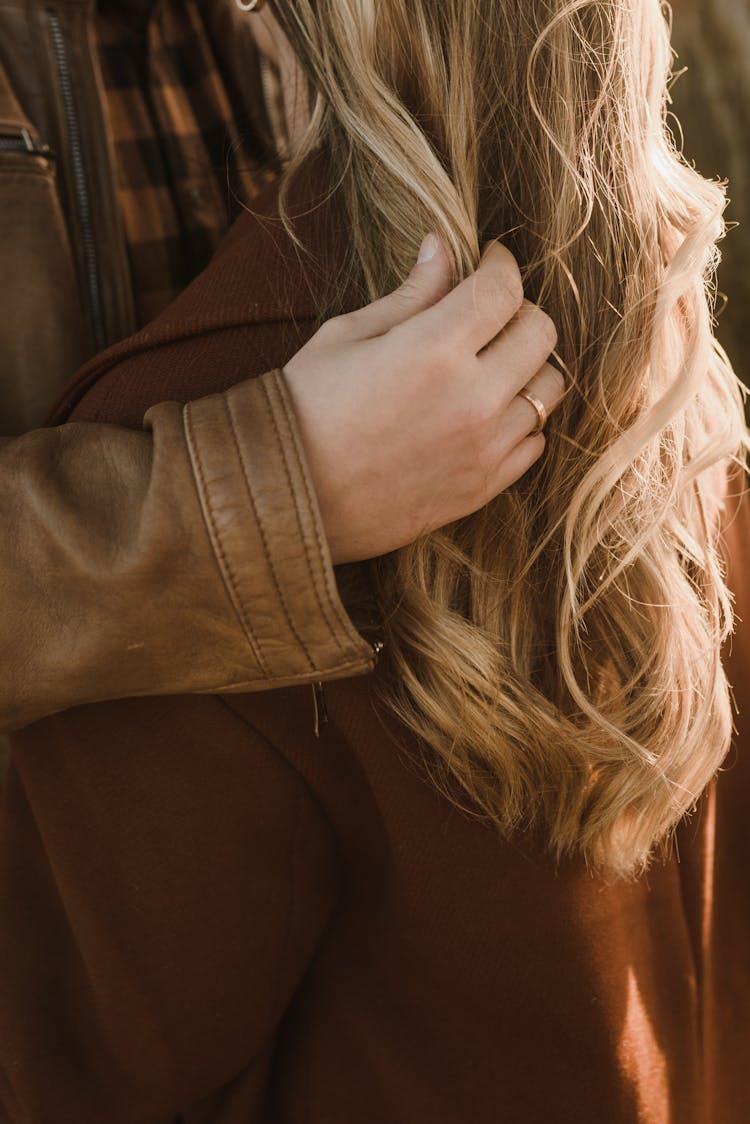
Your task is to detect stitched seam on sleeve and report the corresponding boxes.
[260,374,350,655]
[184,401,271,678]
[224,394,316,673]
[195,653,374,693]
[269,372,355,646]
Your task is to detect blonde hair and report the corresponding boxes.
[269,0,749,877]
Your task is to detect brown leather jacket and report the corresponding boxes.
[0,0,376,733]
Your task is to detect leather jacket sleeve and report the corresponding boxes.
[0,368,376,734]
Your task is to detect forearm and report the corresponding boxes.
[0,371,374,733]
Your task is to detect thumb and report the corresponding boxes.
[340,234,453,340]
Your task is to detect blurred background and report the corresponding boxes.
[670,0,750,395]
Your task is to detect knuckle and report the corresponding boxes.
[483,240,522,279]
[473,248,524,307]
[536,310,558,351]
[500,273,525,314]
[525,432,547,464]
[470,275,521,321]
[317,314,346,340]
[548,365,566,398]
[394,278,419,304]
[492,244,524,305]
[501,257,525,308]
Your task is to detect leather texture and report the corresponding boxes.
[0,0,376,735]
[0,42,90,430]
[0,381,376,734]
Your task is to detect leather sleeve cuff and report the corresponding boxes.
[183,369,377,686]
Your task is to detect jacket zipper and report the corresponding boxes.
[311,682,329,739]
[0,128,52,158]
[310,639,384,738]
[47,11,105,350]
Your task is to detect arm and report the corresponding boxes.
[0,369,374,734]
[0,238,562,733]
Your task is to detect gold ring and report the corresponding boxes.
[517,389,547,435]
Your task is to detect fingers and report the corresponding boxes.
[332,234,454,341]
[491,432,547,494]
[482,366,562,499]
[473,362,564,504]
[499,361,566,440]
[408,241,525,355]
[478,300,559,401]
[325,239,540,369]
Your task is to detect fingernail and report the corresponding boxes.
[417,233,439,264]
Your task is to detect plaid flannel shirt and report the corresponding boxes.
[96,0,280,326]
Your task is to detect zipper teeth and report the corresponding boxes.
[0,137,29,153]
[312,681,329,739]
[0,130,49,156]
[47,11,105,349]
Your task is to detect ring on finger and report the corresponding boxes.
[516,388,547,435]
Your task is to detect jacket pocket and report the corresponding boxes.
[0,123,50,158]
[0,118,90,434]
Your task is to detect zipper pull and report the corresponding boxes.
[311,681,329,738]
[0,127,52,159]
[311,639,384,736]
[20,127,52,158]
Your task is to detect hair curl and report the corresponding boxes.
[267,0,749,878]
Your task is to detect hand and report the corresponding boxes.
[282,236,564,565]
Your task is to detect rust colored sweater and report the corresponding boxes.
[2,170,749,1124]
